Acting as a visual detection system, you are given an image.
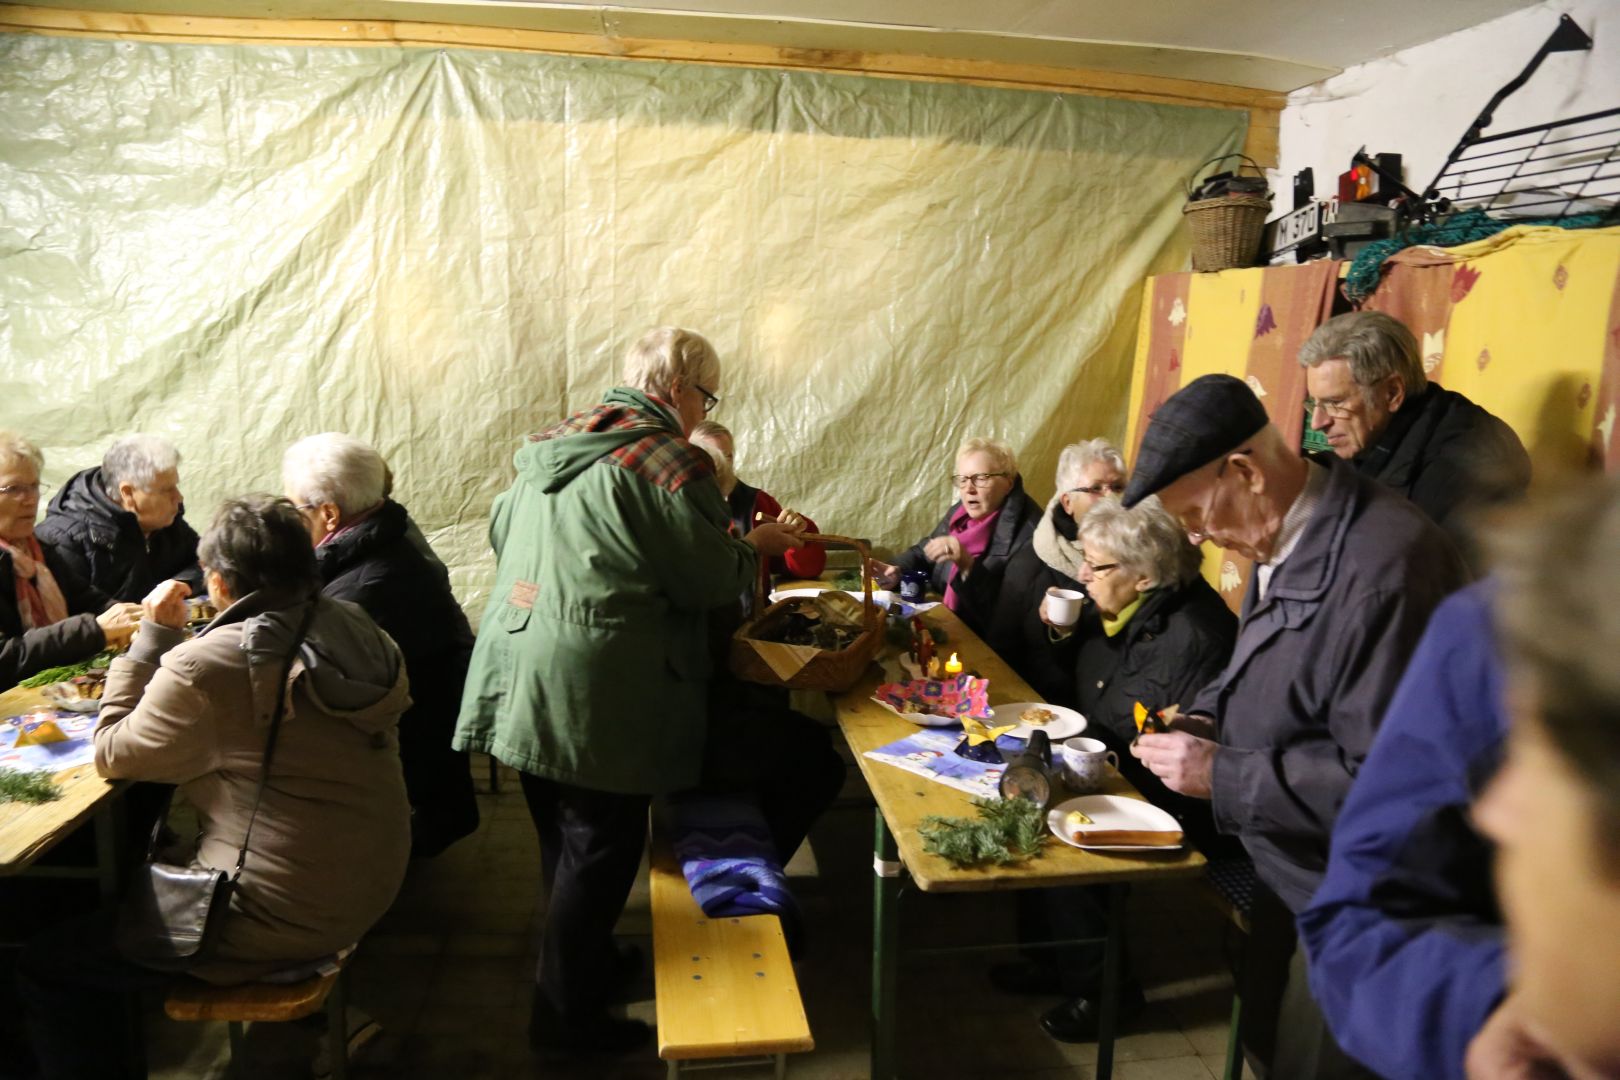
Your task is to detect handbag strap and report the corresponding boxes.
[231,598,319,883]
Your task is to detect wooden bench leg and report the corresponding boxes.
[665,1060,678,1080]
[775,1051,787,1079]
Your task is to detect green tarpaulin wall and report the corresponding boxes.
[0,32,1245,610]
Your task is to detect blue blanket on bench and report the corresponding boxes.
[668,794,801,946]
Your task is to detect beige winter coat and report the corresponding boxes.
[95,591,412,984]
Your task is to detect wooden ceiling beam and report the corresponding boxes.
[0,3,1283,165]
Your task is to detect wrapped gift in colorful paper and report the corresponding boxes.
[871,675,992,724]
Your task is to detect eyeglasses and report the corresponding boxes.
[0,482,43,499]
[1069,482,1126,497]
[695,384,720,415]
[1304,395,1357,421]
[1081,559,1120,577]
[951,472,1009,489]
[1184,448,1251,546]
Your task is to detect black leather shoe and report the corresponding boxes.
[1038,981,1146,1044]
[987,960,1065,996]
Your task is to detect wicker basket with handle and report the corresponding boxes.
[1182,153,1273,272]
[729,534,885,692]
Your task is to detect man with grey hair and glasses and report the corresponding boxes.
[37,433,203,601]
[1300,311,1528,566]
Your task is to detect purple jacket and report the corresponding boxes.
[1299,580,1507,1080]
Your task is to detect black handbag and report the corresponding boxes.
[115,601,317,971]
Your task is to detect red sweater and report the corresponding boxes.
[726,483,827,579]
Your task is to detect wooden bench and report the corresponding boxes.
[165,952,352,1080]
[649,826,813,1079]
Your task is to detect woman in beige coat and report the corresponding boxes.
[18,496,412,1080]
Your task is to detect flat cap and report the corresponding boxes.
[1123,374,1271,507]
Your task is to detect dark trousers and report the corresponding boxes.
[400,705,481,857]
[1271,929,1381,1080]
[518,773,651,1025]
[698,685,845,864]
[15,908,170,1080]
[1014,884,1127,995]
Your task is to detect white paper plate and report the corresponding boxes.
[991,702,1087,742]
[1046,795,1184,851]
[872,699,977,728]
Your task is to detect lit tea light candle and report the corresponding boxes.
[944,653,963,676]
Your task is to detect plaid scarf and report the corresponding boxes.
[0,535,70,629]
[531,400,714,494]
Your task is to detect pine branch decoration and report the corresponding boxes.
[0,767,62,805]
[918,796,1047,868]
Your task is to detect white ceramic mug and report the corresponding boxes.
[1045,587,1086,628]
[1061,736,1119,794]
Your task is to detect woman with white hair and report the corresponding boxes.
[283,432,480,858]
[36,433,202,601]
[455,327,803,1057]
[0,432,142,686]
[985,438,1125,701]
[688,419,826,581]
[1001,496,1238,1044]
[872,436,1039,638]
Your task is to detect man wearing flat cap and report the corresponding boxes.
[1126,374,1468,1079]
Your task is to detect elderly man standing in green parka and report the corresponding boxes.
[455,327,804,1059]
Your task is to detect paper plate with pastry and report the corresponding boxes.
[989,701,1086,741]
[1046,795,1184,851]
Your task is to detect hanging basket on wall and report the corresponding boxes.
[1183,154,1273,272]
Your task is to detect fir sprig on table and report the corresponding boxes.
[17,650,115,689]
[0,767,62,805]
[918,796,1047,868]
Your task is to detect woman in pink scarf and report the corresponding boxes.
[873,436,1039,638]
[1,433,141,686]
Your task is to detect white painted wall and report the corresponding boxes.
[1275,0,1620,204]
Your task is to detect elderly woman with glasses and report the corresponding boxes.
[1070,497,1236,756]
[872,436,1038,638]
[996,496,1238,1045]
[0,431,142,687]
[985,439,1125,703]
[283,432,481,858]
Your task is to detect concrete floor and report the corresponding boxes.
[143,752,1244,1080]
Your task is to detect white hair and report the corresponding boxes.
[688,421,737,496]
[955,436,1017,477]
[621,327,722,400]
[1055,438,1125,492]
[281,433,388,517]
[1079,495,1203,587]
[102,434,179,494]
[0,431,44,475]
